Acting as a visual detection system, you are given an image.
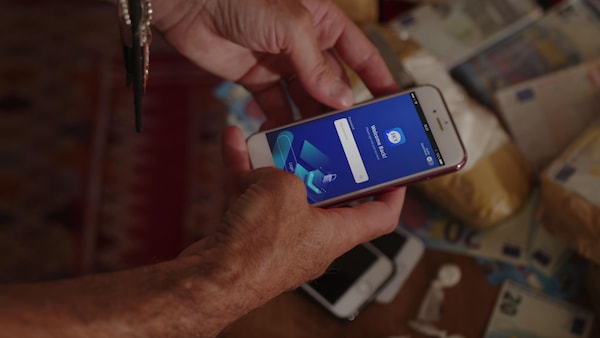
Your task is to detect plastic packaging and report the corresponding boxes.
[539,120,600,265]
[401,50,532,229]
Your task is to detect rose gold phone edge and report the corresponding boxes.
[246,84,467,207]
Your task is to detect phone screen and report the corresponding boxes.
[265,91,445,204]
[371,231,408,258]
[307,245,378,304]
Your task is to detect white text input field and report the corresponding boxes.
[334,118,369,184]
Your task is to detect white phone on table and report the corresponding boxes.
[246,85,467,207]
[300,242,394,320]
[371,227,425,303]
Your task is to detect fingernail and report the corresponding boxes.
[330,78,353,107]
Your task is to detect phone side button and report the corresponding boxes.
[356,281,374,295]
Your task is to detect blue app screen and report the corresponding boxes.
[266,92,444,204]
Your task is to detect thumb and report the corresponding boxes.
[221,125,251,198]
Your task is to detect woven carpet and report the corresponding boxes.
[0,1,230,282]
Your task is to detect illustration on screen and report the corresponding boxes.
[272,131,338,203]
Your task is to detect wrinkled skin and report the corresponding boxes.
[0,1,406,337]
[160,0,406,300]
[154,0,399,126]
[180,127,406,303]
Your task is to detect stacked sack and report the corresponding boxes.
[401,50,533,229]
[539,120,600,265]
[345,24,533,229]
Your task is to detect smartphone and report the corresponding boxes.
[371,227,425,303]
[300,243,394,320]
[247,85,467,207]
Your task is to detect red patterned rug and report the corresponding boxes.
[0,1,229,282]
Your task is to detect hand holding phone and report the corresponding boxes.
[247,85,466,207]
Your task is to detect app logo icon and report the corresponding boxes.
[385,128,406,146]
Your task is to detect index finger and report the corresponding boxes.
[334,18,400,96]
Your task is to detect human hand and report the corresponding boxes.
[180,126,406,302]
[152,0,399,128]
[0,125,402,338]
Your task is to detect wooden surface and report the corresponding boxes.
[221,248,599,338]
[221,250,501,338]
